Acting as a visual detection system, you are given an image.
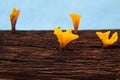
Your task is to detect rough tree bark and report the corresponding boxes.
[0,30,120,80]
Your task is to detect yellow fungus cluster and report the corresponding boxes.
[10,8,20,33]
[7,9,119,49]
[54,27,79,49]
[96,31,118,48]
[69,13,82,34]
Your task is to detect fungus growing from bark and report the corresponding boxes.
[10,8,20,33]
[69,13,82,34]
[96,31,118,48]
[54,27,79,50]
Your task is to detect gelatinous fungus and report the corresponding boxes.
[54,27,79,49]
[10,8,20,33]
[96,31,118,48]
[69,13,82,34]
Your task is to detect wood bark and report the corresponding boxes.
[0,30,120,80]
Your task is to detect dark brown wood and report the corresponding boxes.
[0,30,120,80]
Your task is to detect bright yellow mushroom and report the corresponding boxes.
[96,31,118,48]
[69,13,82,34]
[54,27,79,49]
[10,8,20,33]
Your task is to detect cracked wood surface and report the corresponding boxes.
[0,30,120,80]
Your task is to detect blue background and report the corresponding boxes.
[0,0,120,30]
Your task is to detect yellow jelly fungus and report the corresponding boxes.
[54,27,79,49]
[69,13,82,34]
[10,8,20,33]
[96,31,118,48]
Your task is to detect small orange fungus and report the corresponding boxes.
[69,13,82,34]
[96,31,118,48]
[10,8,20,33]
[54,27,79,49]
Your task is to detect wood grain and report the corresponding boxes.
[0,30,120,80]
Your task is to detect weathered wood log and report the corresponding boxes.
[0,30,120,80]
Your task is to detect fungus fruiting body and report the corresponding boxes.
[69,13,82,34]
[10,8,20,33]
[54,27,79,50]
[96,31,118,48]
